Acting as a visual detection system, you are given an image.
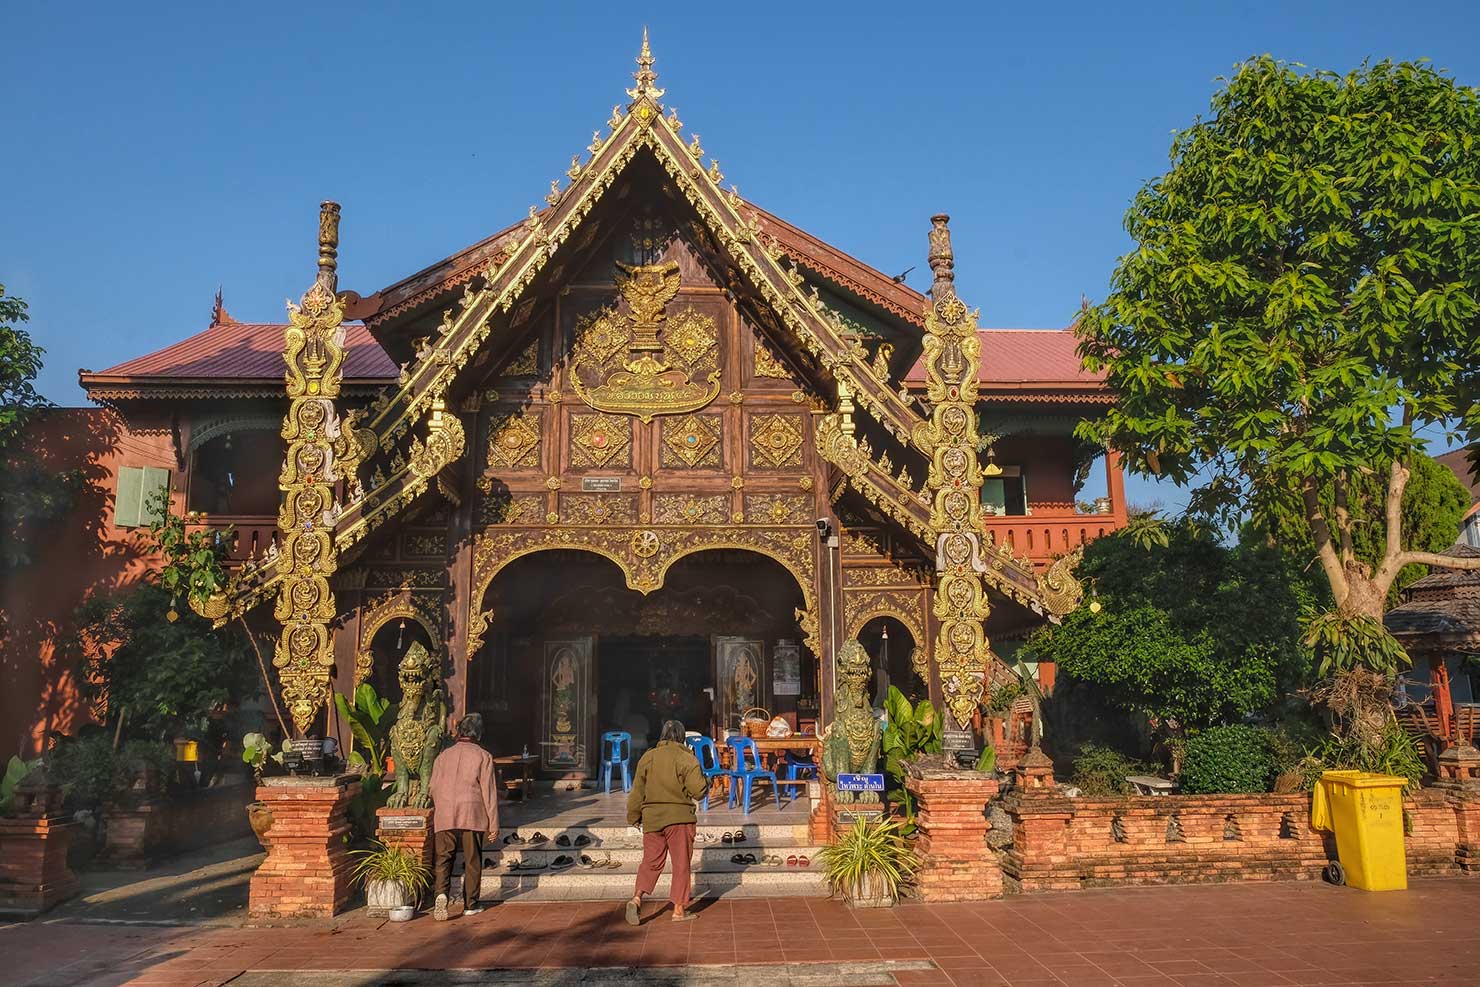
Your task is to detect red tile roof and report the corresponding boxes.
[905,328,1103,392]
[81,321,398,393]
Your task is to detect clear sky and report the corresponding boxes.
[4,1,1477,508]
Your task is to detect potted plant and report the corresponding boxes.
[816,815,918,908]
[241,732,290,847]
[350,841,431,914]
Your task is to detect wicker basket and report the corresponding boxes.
[741,707,771,739]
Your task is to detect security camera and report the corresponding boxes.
[815,518,832,538]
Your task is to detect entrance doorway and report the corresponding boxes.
[469,549,812,777]
[598,635,710,757]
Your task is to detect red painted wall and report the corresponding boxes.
[0,408,181,761]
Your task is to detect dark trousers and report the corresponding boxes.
[434,829,483,907]
[633,822,695,909]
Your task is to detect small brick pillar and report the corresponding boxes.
[376,806,434,887]
[1014,746,1055,791]
[102,799,164,869]
[1437,741,1480,785]
[248,774,360,920]
[903,754,1003,901]
[0,808,80,918]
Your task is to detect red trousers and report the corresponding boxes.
[633,822,695,909]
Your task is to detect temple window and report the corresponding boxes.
[114,466,171,528]
[187,430,282,516]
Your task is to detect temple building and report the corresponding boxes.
[4,36,1125,768]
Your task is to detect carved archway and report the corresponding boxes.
[355,589,443,686]
[468,525,820,656]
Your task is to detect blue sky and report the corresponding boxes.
[4,1,1478,509]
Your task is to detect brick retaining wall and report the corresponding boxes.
[102,782,254,869]
[999,785,1480,893]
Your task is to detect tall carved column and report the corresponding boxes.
[918,215,992,730]
[274,202,356,736]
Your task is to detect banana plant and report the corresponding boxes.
[881,686,942,829]
[335,683,398,775]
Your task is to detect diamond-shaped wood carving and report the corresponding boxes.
[749,413,804,469]
[486,412,541,470]
[665,307,717,371]
[661,414,721,469]
[570,412,631,469]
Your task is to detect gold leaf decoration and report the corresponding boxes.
[570,412,632,469]
[485,411,542,470]
[749,413,805,469]
[660,414,722,469]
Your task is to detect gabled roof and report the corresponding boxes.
[80,319,395,399]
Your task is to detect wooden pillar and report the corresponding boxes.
[1432,656,1455,743]
[446,424,477,721]
[1105,448,1128,524]
[248,774,360,919]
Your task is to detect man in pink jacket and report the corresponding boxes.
[428,713,499,920]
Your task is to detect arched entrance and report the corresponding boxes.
[466,548,812,775]
[856,615,923,709]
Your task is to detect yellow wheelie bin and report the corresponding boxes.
[1309,770,1407,891]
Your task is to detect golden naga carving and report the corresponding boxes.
[568,262,721,423]
[273,202,352,736]
[1038,546,1086,619]
[919,215,994,729]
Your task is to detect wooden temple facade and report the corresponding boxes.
[47,37,1127,772]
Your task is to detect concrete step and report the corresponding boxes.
[485,854,824,875]
[486,867,828,899]
[486,840,819,862]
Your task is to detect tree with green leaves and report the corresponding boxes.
[1022,524,1313,754]
[1077,57,1480,668]
[0,284,79,568]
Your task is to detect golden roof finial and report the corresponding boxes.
[627,27,665,101]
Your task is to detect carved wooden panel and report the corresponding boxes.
[476,492,545,526]
[660,413,723,469]
[560,493,639,525]
[653,493,730,525]
[569,412,632,469]
[749,413,805,469]
[485,410,542,470]
[743,493,811,525]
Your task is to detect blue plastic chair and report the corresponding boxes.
[685,736,730,811]
[725,736,783,813]
[783,749,818,782]
[600,731,632,794]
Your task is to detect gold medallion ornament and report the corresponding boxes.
[568,262,721,422]
[749,414,805,469]
[273,202,356,735]
[919,215,993,728]
[660,413,721,468]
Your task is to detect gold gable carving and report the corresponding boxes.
[568,262,721,423]
[570,412,632,469]
[660,414,722,469]
[749,414,805,469]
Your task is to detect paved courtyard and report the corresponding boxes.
[3,877,1478,986]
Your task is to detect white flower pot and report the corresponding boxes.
[846,870,895,908]
[366,878,413,913]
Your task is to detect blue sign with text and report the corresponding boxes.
[836,773,885,792]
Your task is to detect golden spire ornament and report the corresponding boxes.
[626,28,665,103]
[919,214,994,729]
[272,201,352,736]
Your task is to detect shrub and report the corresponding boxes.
[1071,744,1143,796]
[1296,720,1426,793]
[1179,725,1275,794]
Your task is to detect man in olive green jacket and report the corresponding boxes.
[625,720,707,924]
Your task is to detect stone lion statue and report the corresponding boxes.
[386,641,447,809]
[821,639,882,804]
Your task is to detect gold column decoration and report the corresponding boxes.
[273,201,352,736]
[920,215,993,729]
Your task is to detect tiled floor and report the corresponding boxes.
[4,877,1478,986]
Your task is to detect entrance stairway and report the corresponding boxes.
[475,821,827,902]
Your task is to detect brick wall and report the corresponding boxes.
[247,775,359,919]
[998,786,1480,893]
[904,756,1003,901]
[102,782,255,869]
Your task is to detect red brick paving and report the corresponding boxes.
[2,878,1478,985]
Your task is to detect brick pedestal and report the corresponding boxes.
[375,805,434,895]
[248,774,360,920]
[102,799,164,869]
[903,755,1003,901]
[0,814,80,918]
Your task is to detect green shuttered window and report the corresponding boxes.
[115,466,171,528]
